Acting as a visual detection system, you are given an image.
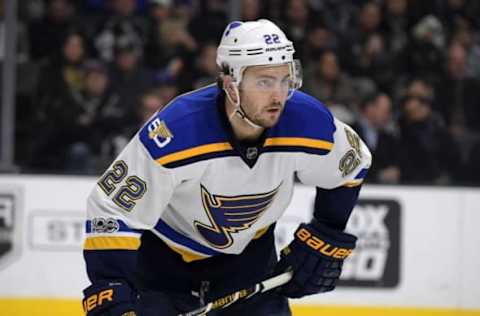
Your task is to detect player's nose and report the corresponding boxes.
[270,87,284,103]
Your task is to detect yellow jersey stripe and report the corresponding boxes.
[253,225,270,239]
[265,137,333,150]
[157,142,233,165]
[84,236,141,250]
[344,179,364,187]
[167,243,210,263]
[2,299,479,316]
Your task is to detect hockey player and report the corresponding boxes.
[82,19,371,316]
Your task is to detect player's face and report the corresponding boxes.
[239,64,291,128]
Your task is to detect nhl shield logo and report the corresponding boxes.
[0,186,22,270]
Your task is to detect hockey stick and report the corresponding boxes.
[178,271,293,316]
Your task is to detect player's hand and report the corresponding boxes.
[274,221,357,298]
[82,280,137,316]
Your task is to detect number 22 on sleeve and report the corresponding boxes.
[98,160,147,212]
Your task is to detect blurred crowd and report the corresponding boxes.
[3,0,480,185]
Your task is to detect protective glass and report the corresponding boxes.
[288,59,303,99]
[239,60,303,97]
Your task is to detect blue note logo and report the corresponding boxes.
[224,21,242,37]
[194,184,281,249]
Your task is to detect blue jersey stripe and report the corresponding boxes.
[154,219,222,256]
[162,150,237,168]
[355,168,369,179]
[139,87,336,166]
[262,146,331,156]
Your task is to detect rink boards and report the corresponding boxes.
[0,175,479,315]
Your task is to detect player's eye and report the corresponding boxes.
[257,78,274,88]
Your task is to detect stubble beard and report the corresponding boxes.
[251,105,284,128]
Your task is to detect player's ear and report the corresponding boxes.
[223,76,239,104]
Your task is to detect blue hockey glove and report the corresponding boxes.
[275,221,357,298]
[82,280,137,316]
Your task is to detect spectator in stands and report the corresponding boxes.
[406,15,445,84]
[175,0,197,22]
[28,30,91,171]
[437,0,480,35]
[381,0,410,56]
[70,59,125,172]
[94,0,147,62]
[11,1,480,185]
[192,43,218,89]
[397,79,460,184]
[451,25,480,80]
[35,29,89,123]
[354,33,395,92]
[340,1,383,74]
[136,89,167,125]
[279,0,313,58]
[358,1,383,34]
[144,0,174,68]
[352,93,401,184]
[435,41,480,135]
[160,17,198,57]
[30,58,113,173]
[303,50,357,113]
[80,60,126,145]
[188,0,227,44]
[241,0,262,21]
[380,0,411,83]
[154,78,179,105]
[28,0,80,61]
[306,0,356,34]
[301,21,338,67]
[151,15,197,91]
[108,38,154,119]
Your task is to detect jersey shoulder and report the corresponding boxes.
[138,85,233,168]
[267,90,336,155]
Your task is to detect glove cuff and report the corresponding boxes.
[310,220,357,245]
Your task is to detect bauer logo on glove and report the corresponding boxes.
[82,281,137,316]
[83,289,114,313]
[295,227,353,259]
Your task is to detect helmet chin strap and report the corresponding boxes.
[224,84,263,130]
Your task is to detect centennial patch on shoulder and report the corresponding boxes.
[148,118,173,148]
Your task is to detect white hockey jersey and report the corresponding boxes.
[84,85,371,263]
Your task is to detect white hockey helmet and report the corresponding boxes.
[216,19,302,90]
